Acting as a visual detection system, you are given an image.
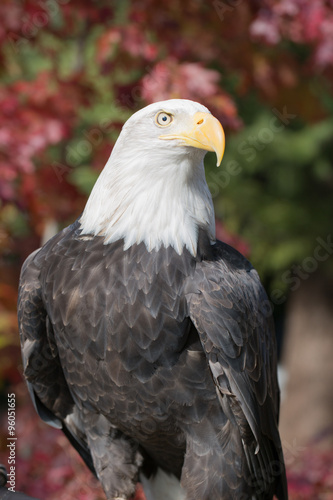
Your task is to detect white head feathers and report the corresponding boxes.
[79,99,224,257]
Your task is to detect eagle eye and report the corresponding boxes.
[155,112,173,127]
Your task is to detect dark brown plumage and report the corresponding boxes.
[18,220,287,499]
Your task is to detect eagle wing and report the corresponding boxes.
[17,246,96,474]
[185,241,288,498]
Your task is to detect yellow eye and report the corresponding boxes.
[155,112,173,127]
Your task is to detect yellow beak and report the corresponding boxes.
[159,111,225,166]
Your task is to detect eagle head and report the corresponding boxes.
[80,99,225,256]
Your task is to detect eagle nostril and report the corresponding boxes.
[197,118,204,125]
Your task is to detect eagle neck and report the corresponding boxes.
[79,148,215,257]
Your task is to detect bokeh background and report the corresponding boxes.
[1,1,333,498]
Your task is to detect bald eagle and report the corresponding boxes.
[18,99,288,500]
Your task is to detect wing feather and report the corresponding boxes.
[185,241,288,499]
[18,237,96,475]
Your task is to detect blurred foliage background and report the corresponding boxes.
[1,0,333,498]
